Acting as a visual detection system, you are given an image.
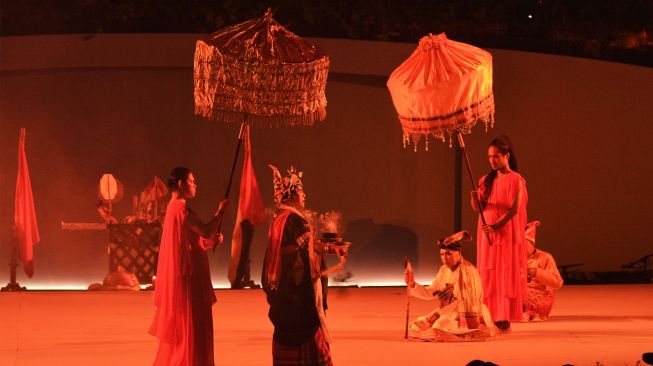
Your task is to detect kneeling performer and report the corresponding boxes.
[404,231,496,342]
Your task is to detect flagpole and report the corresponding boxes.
[3,128,35,292]
[1,230,27,291]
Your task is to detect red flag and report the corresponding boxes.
[15,128,40,278]
[228,125,266,286]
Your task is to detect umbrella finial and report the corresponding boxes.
[265,7,272,19]
[419,32,448,51]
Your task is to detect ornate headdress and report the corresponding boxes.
[268,164,303,206]
[436,230,472,251]
[525,221,541,244]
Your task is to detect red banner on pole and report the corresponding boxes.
[15,128,40,278]
[228,125,266,286]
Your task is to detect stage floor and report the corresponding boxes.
[1,285,652,365]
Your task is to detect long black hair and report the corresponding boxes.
[481,136,518,207]
[168,167,191,191]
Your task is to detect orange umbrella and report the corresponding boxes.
[387,33,494,150]
[387,33,494,243]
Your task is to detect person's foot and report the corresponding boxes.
[241,279,261,289]
[494,320,511,332]
[232,279,261,289]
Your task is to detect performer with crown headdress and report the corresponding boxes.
[404,231,497,342]
[262,165,347,366]
[522,221,564,322]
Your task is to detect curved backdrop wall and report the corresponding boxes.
[1,34,652,288]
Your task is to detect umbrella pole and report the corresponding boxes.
[454,144,463,232]
[456,132,492,246]
[213,118,247,253]
[224,118,247,199]
[154,178,158,221]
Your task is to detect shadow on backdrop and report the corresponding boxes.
[340,218,418,284]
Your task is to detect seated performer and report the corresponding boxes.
[262,165,347,366]
[404,231,496,342]
[523,221,563,321]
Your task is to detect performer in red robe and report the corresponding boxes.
[471,136,528,332]
[149,167,229,366]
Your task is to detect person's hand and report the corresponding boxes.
[427,311,440,323]
[470,190,480,201]
[215,233,224,247]
[482,223,496,234]
[404,268,415,288]
[335,243,350,259]
[527,267,537,281]
[435,283,454,302]
[217,199,229,214]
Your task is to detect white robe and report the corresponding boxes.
[409,259,496,341]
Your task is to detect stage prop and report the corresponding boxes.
[387,33,495,243]
[2,128,40,292]
[315,211,352,281]
[559,255,653,284]
[88,264,141,291]
[98,173,123,216]
[108,223,161,285]
[193,8,330,286]
[61,177,167,288]
[194,7,329,194]
[131,176,168,223]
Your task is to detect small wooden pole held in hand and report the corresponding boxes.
[402,257,413,339]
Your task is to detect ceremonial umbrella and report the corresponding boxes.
[387,33,494,243]
[194,8,329,260]
[194,8,330,199]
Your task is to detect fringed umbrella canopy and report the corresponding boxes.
[194,9,330,127]
[387,33,494,150]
